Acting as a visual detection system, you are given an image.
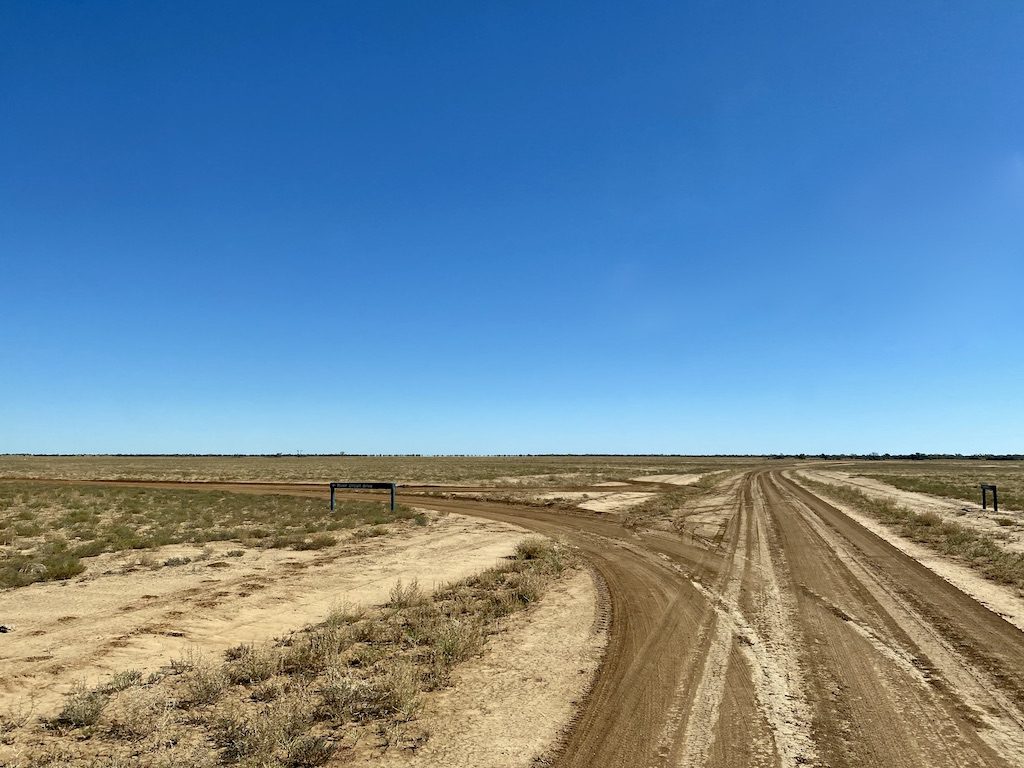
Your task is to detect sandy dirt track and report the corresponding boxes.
[394,472,1024,767]
[13,470,1024,767]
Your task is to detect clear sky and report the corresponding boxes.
[2,2,1022,455]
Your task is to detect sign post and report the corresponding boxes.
[980,484,998,513]
[330,482,397,512]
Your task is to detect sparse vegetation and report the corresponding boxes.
[51,683,108,728]
[97,670,142,695]
[806,479,1024,592]
[0,454,757,487]
[0,482,421,589]
[855,463,1024,512]
[5,538,575,766]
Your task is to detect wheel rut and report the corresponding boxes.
[52,471,1024,767]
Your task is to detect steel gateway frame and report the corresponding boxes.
[329,481,396,512]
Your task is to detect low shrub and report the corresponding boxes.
[224,644,279,685]
[105,687,173,740]
[389,578,427,610]
[182,658,228,706]
[285,733,336,766]
[98,669,142,695]
[53,683,107,728]
[292,534,336,551]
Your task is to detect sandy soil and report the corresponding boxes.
[415,474,1024,767]
[800,469,1024,552]
[630,473,703,485]
[0,512,528,713]
[350,568,606,768]
[532,490,655,514]
[790,470,1024,633]
[578,491,655,513]
[11,471,1024,767]
[535,491,599,503]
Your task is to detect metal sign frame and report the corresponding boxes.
[980,484,999,513]
[329,482,396,512]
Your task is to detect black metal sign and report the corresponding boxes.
[329,482,396,511]
[980,484,999,513]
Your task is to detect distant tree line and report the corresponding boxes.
[4,452,1022,460]
[767,453,1024,461]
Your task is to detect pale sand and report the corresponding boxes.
[533,490,656,513]
[630,473,703,485]
[0,512,528,712]
[801,469,1024,553]
[536,491,601,502]
[579,491,656,513]
[350,567,606,768]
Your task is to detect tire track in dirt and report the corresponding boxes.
[766,472,1024,766]
[761,472,1024,767]
[655,477,748,768]
[28,472,1024,767]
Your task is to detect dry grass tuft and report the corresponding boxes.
[104,687,174,740]
[807,479,1024,591]
[181,656,229,706]
[223,644,279,686]
[284,733,337,766]
[51,682,107,728]
[11,537,576,766]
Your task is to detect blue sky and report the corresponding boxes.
[2,2,1022,454]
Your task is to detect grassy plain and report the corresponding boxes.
[0,482,421,589]
[805,477,1024,592]
[844,460,1024,512]
[2,540,570,768]
[0,455,758,486]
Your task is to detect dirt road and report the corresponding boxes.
[392,470,1024,767]
[13,470,1024,766]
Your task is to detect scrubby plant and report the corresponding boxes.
[388,578,427,610]
[181,658,229,706]
[53,682,107,728]
[224,644,279,685]
[97,669,142,695]
[284,733,336,766]
[514,537,548,560]
[105,686,173,740]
